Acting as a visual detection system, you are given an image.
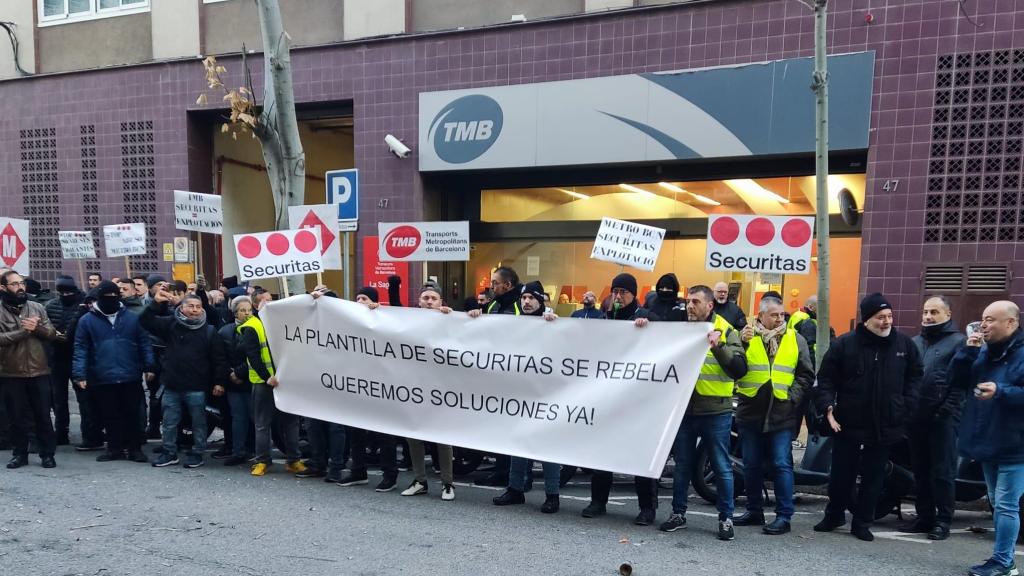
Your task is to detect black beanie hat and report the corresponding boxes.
[356,286,380,303]
[859,292,891,322]
[24,278,42,295]
[611,273,638,297]
[146,274,167,289]
[221,275,238,289]
[55,276,77,292]
[97,280,119,298]
[521,280,545,303]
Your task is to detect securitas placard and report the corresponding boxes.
[705,215,814,274]
[590,217,666,272]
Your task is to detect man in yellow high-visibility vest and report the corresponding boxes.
[734,295,814,536]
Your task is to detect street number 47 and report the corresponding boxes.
[881,179,900,192]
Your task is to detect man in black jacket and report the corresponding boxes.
[636,273,681,322]
[44,275,82,445]
[713,281,747,330]
[898,295,966,540]
[813,293,923,542]
[141,287,227,469]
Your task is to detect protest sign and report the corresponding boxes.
[590,217,666,272]
[288,204,342,270]
[173,190,223,234]
[58,231,96,259]
[0,218,30,272]
[103,223,147,257]
[233,228,323,282]
[705,215,814,274]
[378,221,470,262]
[261,297,710,478]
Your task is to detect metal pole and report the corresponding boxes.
[812,0,831,367]
[343,232,351,301]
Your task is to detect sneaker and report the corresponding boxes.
[633,508,656,526]
[295,467,326,479]
[718,519,735,541]
[791,439,805,449]
[763,518,791,535]
[151,453,179,467]
[183,454,205,469]
[211,447,231,460]
[128,449,148,463]
[250,462,269,476]
[75,442,105,452]
[492,488,526,506]
[441,483,455,501]
[581,502,607,518]
[541,494,560,514]
[659,513,687,532]
[223,455,248,466]
[969,559,1019,576]
[401,480,428,496]
[337,471,369,486]
[375,476,398,492]
[96,451,124,462]
[284,460,307,474]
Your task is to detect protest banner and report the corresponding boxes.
[173,190,223,234]
[378,221,470,262]
[705,215,815,274]
[590,217,666,272]
[289,204,342,288]
[233,229,323,289]
[0,217,30,274]
[261,297,710,478]
[58,231,96,260]
[103,223,147,276]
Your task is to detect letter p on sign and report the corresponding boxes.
[326,169,359,223]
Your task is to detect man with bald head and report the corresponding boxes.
[712,282,746,330]
[570,291,604,319]
[950,300,1024,576]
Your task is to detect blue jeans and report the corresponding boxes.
[226,391,253,458]
[738,425,795,521]
[982,461,1024,567]
[509,457,560,496]
[672,412,734,520]
[161,390,207,457]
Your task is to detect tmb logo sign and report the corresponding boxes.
[428,95,503,164]
[382,225,422,260]
[705,215,814,274]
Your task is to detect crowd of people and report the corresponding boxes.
[0,264,1021,576]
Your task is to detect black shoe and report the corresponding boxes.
[733,511,766,526]
[222,455,248,466]
[718,519,736,541]
[927,524,950,541]
[763,518,791,535]
[294,467,327,479]
[474,471,507,487]
[211,448,232,460]
[813,515,846,532]
[6,455,28,469]
[659,513,686,532]
[337,471,369,486]
[492,488,526,506]
[851,526,874,542]
[633,508,656,526]
[128,449,148,463]
[96,451,125,462]
[581,502,607,518]
[897,520,934,534]
[40,455,56,469]
[541,495,560,514]
[375,476,398,492]
[75,442,105,452]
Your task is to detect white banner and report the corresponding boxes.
[288,204,342,270]
[58,231,96,259]
[705,215,814,274]
[0,217,31,273]
[378,221,470,262]
[590,217,666,272]
[234,228,323,282]
[103,223,147,257]
[174,190,223,234]
[261,296,710,478]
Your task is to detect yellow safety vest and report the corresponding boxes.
[787,309,811,331]
[238,316,274,385]
[486,299,521,315]
[737,329,799,400]
[696,314,736,397]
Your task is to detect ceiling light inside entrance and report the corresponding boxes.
[724,179,790,204]
[557,188,590,200]
[619,183,656,197]
[657,182,721,206]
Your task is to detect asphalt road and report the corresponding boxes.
[1,433,1020,576]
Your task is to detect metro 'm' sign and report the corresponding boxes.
[0,218,30,273]
[705,215,815,274]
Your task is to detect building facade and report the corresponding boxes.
[0,0,1020,329]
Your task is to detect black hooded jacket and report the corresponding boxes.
[912,320,967,423]
[45,291,83,361]
[636,273,682,322]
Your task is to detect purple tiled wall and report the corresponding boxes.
[1,0,1021,325]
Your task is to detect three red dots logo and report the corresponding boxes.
[237,229,319,259]
[709,216,812,248]
[234,229,324,281]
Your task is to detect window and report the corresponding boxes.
[39,0,149,26]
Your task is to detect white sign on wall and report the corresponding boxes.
[103,223,148,257]
[705,215,815,274]
[0,217,31,273]
[234,228,323,281]
[590,217,666,272]
[58,231,96,259]
[288,204,342,270]
[378,221,470,262]
[173,190,223,234]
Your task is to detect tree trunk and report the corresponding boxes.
[255,0,306,297]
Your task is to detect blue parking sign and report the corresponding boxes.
[326,169,359,223]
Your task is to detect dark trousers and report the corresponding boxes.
[73,382,105,446]
[211,393,232,452]
[50,358,72,437]
[305,418,347,475]
[909,419,959,527]
[348,427,397,478]
[2,376,57,458]
[825,435,890,529]
[92,381,145,454]
[591,471,659,511]
[146,350,164,434]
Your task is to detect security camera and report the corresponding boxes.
[384,134,412,158]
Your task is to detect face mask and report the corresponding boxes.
[60,293,77,305]
[97,296,120,315]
